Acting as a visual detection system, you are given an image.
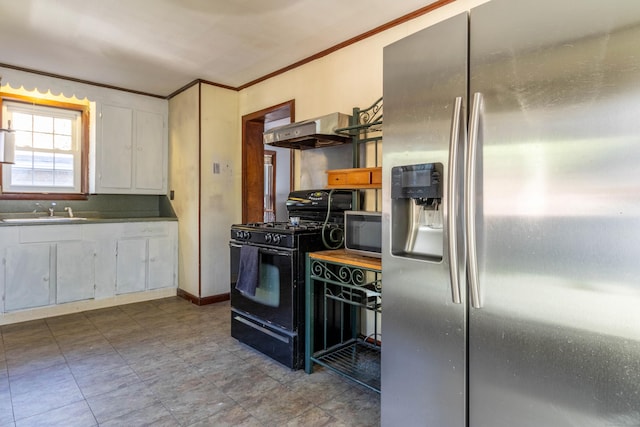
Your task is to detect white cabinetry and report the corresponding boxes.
[93,96,168,195]
[115,222,177,294]
[148,236,175,289]
[116,238,147,294]
[0,221,176,317]
[3,225,96,312]
[5,244,51,311]
[99,104,133,190]
[57,241,96,304]
[135,110,165,191]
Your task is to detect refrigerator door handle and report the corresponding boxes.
[447,96,464,304]
[466,92,483,309]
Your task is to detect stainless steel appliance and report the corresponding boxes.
[262,112,351,149]
[381,0,640,426]
[230,189,352,369]
[343,210,382,258]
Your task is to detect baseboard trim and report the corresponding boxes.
[177,289,230,306]
[0,288,178,325]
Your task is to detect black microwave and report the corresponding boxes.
[344,211,382,258]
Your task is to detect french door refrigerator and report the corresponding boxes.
[381,0,640,426]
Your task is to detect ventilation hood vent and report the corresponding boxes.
[263,112,352,150]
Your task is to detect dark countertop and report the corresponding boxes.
[0,195,177,226]
[0,215,177,226]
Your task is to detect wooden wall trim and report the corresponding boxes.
[5,1,452,100]
[198,82,202,298]
[236,0,455,90]
[177,288,230,306]
[0,62,166,99]
[171,0,453,97]
[0,93,91,200]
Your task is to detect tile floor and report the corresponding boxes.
[0,297,380,426]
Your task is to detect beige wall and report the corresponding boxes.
[169,0,490,298]
[200,84,240,297]
[168,84,200,296]
[238,0,489,121]
[237,0,487,192]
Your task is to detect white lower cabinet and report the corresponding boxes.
[4,239,97,311]
[116,238,147,294]
[5,244,52,311]
[57,241,96,304]
[1,221,177,314]
[114,222,177,294]
[148,237,175,290]
[116,234,177,294]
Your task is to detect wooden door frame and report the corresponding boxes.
[241,99,295,223]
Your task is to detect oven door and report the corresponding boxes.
[230,242,296,331]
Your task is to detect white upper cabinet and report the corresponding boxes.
[99,104,134,190]
[92,94,168,195]
[135,110,165,191]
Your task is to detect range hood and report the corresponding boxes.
[263,112,352,149]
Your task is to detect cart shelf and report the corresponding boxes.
[305,249,382,393]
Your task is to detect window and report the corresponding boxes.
[1,98,87,195]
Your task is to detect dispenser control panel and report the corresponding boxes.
[391,163,442,200]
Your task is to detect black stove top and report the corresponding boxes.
[235,221,327,232]
[230,220,342,248]
[230,189,350,248]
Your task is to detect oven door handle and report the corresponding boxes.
[259,247,293,257]
[230,243,293,257]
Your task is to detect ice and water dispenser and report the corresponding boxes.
[391,163,443,261]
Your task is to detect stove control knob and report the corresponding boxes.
[272,234,282,244]
[237,231,250,240]
[265,233,272,243]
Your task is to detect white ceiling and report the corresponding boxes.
[0,0,439,97]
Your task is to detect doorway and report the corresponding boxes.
[242,100,295,223]
[264,150,276,222]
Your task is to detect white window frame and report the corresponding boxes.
[1,100,83,194]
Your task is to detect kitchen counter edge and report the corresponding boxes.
[0,217,178,226]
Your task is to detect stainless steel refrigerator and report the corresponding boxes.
[381,0,640,426]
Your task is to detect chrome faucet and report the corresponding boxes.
[48,202,56,217]
[64,206,74,218]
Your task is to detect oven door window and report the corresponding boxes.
[230,243,294,330]
[245,262,280,307]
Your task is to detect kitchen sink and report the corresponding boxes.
[2,217,88,223]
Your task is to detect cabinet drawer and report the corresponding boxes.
[327,171,348,186]
[371,168,382,185]
[120,222,171,237]
[19,225,83,243]
[327,167,382,189]
[346,170,373,185]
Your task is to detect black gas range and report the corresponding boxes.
[231,220,340,248]
[229,190,353,369]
